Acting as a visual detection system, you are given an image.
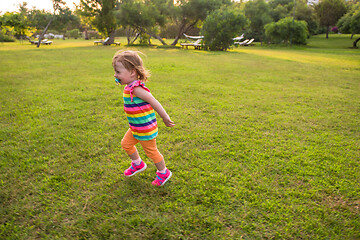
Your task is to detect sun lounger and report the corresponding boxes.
[42,41,53,45]
[234,39,249,46]
[94,37,109,45]
[183,33,204,40]
[29,38,52,45]
[181,39,203,49]
[93,40,103,45]
[233,34,244,41]
[94,37,120,46]
[243,38,255,46]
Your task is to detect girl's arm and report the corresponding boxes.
[133,86,175,127]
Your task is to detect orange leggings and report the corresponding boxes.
[121,129,164,164]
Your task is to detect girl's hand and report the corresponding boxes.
[163,116,175,127]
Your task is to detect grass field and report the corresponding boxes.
[1,34,359,239]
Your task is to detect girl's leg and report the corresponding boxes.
[121,129,140,160]
[121,129,147,176]
[139,138,164,170]
[154,160,166,172]
[140,139,172,186]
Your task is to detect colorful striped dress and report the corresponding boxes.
[123,80,158,141]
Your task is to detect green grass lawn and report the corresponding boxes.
[1,35,359,239]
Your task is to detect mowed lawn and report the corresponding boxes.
[0,35,359,239]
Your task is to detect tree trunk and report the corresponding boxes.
[139,27,167,45]
[84,29,89,40]
[171,19,198,46]
[326,26,329,39]
[353,37,360,48]
[104,31,116,45]
[37,19,53,48]
[126,27,140,45]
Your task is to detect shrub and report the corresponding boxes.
[68,29,81,39]
[201,6,248,51]
[139,32,150,45]
[0,32,15,42]
[265,17,308,45]
[331,26,339,33]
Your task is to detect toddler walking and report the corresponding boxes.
[112,50,175,186]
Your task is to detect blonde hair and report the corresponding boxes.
[112,50,150,81]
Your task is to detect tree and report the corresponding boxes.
[201,6,248,51]
[244,0,273,43]
[265,17,308,44]
[78,0,119,44]
[27,9,52,35]
[337,3,360,47]
[51,7,81,38]
[315,0,347,38]
[269,0,293,22]
[117,0,171,45]
[0,12,29,40]
[36,0,67,47]
[171,0,231,46]
[295,0,319,35]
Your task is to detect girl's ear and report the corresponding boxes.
[130,69,138,78]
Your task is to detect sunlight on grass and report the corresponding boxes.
[233,48,359,69]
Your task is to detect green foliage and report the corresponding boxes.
[265,17,308,44]
[0,12,30,39]
[26,9,53,30]
[244,0,273,42]
[117,0,172,45]
[0,32,15,42]
[79,0,118,37]
[295,0,319,35]
[315,0,347,37]
[118,0,169,30]
[139,32,150,45]
[67,29,81,39]
[170,0,231,45]
[269,0,294,21]
[338,3,360,34]
[337,3,360,47]
[201,6,247,51]
[51,8,81,34]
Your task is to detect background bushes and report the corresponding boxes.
[265,17,308,44]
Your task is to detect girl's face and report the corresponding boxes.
[113,61,137,85]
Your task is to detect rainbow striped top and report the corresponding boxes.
[123,80,158,141]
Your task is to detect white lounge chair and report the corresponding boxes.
[29,38,52,45]
[181,39,203,49]
[234,39,249,46]
[183,33,204,40]
[94,37,109,45]
[243,38,255,46]
[233,33,244,41]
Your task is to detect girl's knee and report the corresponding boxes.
[121,139,136,155]
[147,151,163,164]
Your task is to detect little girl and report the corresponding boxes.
[112,50,175,186]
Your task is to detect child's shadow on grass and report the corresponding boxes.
[119,172,171,197]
